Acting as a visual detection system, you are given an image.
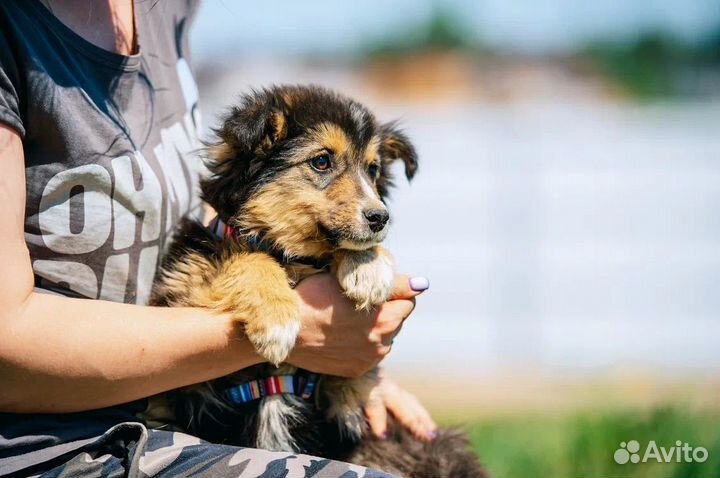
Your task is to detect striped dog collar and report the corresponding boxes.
[225,373,319,405]
[208,215,239,241]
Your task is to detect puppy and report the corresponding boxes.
[149,85,487,478]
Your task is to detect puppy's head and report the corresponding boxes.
[203,85,418,258]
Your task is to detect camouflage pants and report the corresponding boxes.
[24,423,397,478]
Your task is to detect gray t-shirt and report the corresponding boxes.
[0,0,203,474]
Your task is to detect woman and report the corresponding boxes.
[0,1,435,477]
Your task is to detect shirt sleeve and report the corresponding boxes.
[0,28,25,138]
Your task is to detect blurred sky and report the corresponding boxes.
[191,0,720,59]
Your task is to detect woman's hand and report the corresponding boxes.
[288,273,428,377]
[364,371,437,441]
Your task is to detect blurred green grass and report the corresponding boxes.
[448,407,720,478]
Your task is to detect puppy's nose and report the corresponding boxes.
[364,209,389,232]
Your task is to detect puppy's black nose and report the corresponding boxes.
[364,209,389,232]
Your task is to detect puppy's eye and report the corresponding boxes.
[368,163,380,179]
[309,154,332,172]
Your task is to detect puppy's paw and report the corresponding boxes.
[322,374,378,441]
[243,288,301,366]
[211,252,301,366]
[333,403,366,442]
[247,318,300,366]
[336,248,395,310]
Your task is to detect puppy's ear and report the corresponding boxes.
[379,122,418,180]
[220,106,287,158]
[202,94,288,219]
[375,123,418,200]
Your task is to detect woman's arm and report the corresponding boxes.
[1,294,262,413]
[0,126,264,413]
[0,125,420,413]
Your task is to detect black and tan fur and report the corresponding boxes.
[149,85,487,478]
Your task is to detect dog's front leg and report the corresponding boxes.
[321,370,380,441]
[183,252,300,366]
[334,246,395,310]
[329,247,394,439]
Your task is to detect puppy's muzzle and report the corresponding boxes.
[364,208,389,233]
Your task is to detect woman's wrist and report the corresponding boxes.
[218,311,265,370]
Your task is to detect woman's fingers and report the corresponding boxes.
[405,394,437,440]
[389,274,430,300]
[373,298,415,347]
[383,381,437,441]
[373,274,426,345]
[376,298,415,328]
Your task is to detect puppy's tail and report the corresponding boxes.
[256,394,307,452]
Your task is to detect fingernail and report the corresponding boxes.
[380,431,388,440]
[409,277,430,292]
[426,430,437,440]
